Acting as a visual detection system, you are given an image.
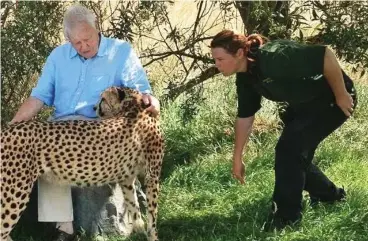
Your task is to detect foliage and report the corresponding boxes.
[1,0,367,124]
[137,1,230,100]
[235,1,292,38]
[80,1,169,42]
[311,1,368,76]
[1,1,64,124]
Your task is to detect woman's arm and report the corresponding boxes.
[232,116,255,184]
[323,48,354,117]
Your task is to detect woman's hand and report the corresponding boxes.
[323,48,355,117]
[232,158,246,184]
[231,117,254,185]
[336,91,354,117]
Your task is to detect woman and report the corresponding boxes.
[210,30,357,230]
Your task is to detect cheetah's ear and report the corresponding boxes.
[116,88,126,101]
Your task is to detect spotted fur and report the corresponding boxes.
[0,87,164,241]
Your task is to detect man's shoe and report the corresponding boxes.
[310,187,346,206]
[53,230,76,241]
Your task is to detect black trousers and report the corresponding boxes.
[272,71,357,221]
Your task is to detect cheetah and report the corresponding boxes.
[1,87,164,241]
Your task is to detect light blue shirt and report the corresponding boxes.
[31,34,151,119]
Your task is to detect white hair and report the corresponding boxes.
[63,4,97,41]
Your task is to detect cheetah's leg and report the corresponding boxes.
[1,173,37,241]
[144,139,164,241]
[119,179,145,233]
[144,176,160,241]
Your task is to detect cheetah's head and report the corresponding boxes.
[94,87,150,119]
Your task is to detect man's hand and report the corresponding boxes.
[8,120,20,126]
[142,94,160,117]
[336,91,354,117]
[232,159,246,185]
[9,97,44,125]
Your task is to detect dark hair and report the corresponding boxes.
[210,29,267,62]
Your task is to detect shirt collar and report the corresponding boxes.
[96,34,108,57]
[69,45,78,59]
[69,33,107,59]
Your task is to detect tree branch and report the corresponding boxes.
[1,2,15,28]
[142,53,172,67]
[164,65,219,101]
[140,36,213,58]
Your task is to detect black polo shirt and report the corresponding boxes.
[236,40,333,118]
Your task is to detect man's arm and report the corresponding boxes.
[232,116,255,184]
[13,50,57,124]
[323,48,354,117]
[120,43,151,94]
[120,43,160,116]
[10,97,44,124]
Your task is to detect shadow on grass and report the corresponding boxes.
[155,193,366,241]
[161,127,234,180]
[146,197,272,241]
[107,198,272,241]
[315,188,368,240]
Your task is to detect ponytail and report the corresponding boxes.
[245,34,264,62]
[211,30,267,63]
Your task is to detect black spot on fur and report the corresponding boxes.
[117,88,126,101]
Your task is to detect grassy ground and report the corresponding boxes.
[113,76,368,241]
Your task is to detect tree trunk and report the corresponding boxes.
[235,1,291,38]
[234,1,254,34]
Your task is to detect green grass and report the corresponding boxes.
[116,78,367,241]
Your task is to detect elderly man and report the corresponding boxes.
[10,4,159,241]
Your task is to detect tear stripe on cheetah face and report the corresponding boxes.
[1,87,164,241]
